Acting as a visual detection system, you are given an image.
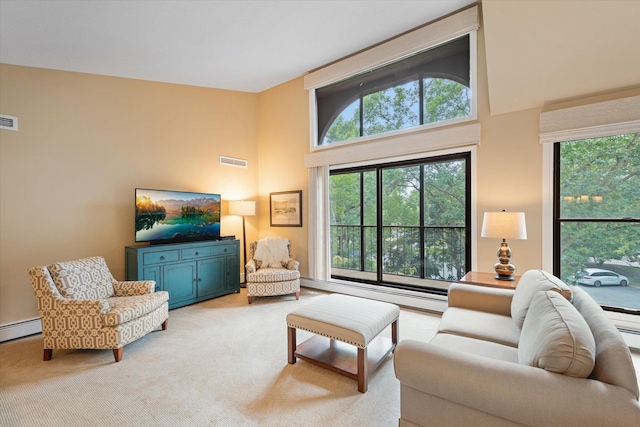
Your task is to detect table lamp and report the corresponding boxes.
[481,210,527,281]
[229,200,256,284]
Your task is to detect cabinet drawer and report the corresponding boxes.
[181,246,216,259]
[143,250,180,265]
[212,243,235,255]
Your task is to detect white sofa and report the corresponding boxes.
[394,269,640,426]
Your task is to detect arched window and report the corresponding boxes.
[317,35,471,145]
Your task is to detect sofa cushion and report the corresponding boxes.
[430,333,519,363]
[511,269,572,328]
[49,256,116,300]
[519,290,595,378]
[439,307,521,347]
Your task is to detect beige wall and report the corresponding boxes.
[474,19,543,274]
[256,77,310,276]
[0,64,259,326]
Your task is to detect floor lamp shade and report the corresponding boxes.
[229,200,256,217]
[481,211,527,280]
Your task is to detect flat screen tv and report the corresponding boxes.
[135,188,221,244]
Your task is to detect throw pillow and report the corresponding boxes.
[49,256,116,300]
[518,290,596,378]
[511,269,573,328]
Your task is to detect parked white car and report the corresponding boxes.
[576,268,629,287]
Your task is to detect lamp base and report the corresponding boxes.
[493,261,516,280]
[494,274,516,281]
[493,240,517,281]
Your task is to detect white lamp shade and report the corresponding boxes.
[481,211,527,240]
[229,200,255,217]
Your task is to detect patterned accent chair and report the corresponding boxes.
[28,256,169,362]
[245,239,300,304]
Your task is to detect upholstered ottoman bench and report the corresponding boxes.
[286,294,399,393]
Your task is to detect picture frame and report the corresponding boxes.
[270,190,302,227]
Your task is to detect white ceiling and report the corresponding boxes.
[2,1,639,115]
[0,0,475,93]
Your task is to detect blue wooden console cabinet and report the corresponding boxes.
[125,240,240,309]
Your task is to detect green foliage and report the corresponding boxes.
[323,78,470,144]
[329,157,467,280]
[559,133,640,282]
[423,78,470,123]
[363,81,419,135]
[324,101,360,144]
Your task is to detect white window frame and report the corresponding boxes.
[304,5,479,152]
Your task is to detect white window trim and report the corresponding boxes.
[305,122,480,168]
[305,5,479,152]
[540,93,640,334]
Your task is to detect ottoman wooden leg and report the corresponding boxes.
[288,326,297,364]
[392,319,398,347]
[357,346,368,393]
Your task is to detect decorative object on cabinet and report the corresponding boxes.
[480,210,527,281]
[245,237,300,304]
[28,256,169,362]
[270,190,302,227]
[125,240,240,309]
[229,200,256,285]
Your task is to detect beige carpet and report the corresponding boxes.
[0,288,441,427]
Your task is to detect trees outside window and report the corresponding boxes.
[555,132,640,311]
[330,153,470,293]
[317,35,471,146]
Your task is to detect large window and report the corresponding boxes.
[330,153,470,294]
[317,35,471,146]
[554,133,640,312]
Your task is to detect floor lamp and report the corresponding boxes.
[229,200,256,285]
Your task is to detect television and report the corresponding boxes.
[135,188,221,245]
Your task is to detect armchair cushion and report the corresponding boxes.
[519,290,595,378]
[246,267,300,284]
[49,256,116,299]
[103,292,169,326]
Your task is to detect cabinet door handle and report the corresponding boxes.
[194,251,199,256]
[224,248,227,252]
[160,256,165,260]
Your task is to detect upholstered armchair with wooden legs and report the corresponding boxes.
[245,238,300,304]
[28,256,169,362]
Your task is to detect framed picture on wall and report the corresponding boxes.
[270,190,302,227]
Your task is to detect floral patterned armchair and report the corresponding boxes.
[28,256,169,362]
[245,238,300,304]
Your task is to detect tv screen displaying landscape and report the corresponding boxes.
[135,188,221,244]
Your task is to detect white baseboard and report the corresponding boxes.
[0,318,42,343]
[300,277,448,314]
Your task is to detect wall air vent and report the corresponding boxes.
[219,155,248,168]
[0,114,18,131]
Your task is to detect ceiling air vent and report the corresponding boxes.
[219,155,248,168]
[0,114,18,131]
